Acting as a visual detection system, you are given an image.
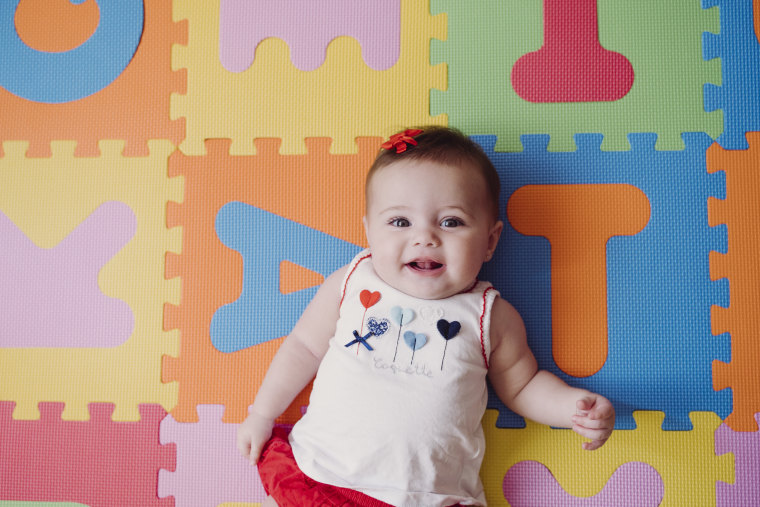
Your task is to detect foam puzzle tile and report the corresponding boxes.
[481,410,733,506]
[219,0,400,72]
[477,133,730,430]
[0,202,135,347]
[503,461,664,507]
[707,134,760,432]
[0,402,174,506]
[510,0,634,103]
[715,413,760,506]
[0,0,142,103]
[163,138,375,423]
[158,405,266,505]
[703,0,760,149]
[432,0,721,151]
[0,0,185,156]
[0,140,180,421]
[171,0,445,155]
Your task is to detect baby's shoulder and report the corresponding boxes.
[489,296,527,349]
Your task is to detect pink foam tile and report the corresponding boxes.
[716,413,760,506]
[0,402,174,506]
[219,0,400,72]
[159,405,266,505]
[503,461,664,507]
[0,201,135,347]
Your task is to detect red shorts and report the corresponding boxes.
[257,427,393,507]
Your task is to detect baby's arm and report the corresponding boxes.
[487,298,614,450]
[236,266,347,464]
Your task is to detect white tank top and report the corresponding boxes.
[289,250,498,506]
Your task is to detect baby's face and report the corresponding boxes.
[363,159,502,300]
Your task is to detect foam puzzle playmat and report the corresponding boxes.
[1,0,758,505]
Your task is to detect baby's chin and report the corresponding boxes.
[385,277,472,301]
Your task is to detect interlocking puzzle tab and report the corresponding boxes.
[478,133,730,430]
[0,202,135,348]
[219,0,400,72]
[0,0,185,156]
[707,133,760,432]
[510,0,634,102]
[159,405,266,506]
[703,0,760,149]
[432,0,721,151]
[163,138,374,423]
[481,410,733,506]
[0,140,180,421]
[503,461,664,507]
[0,402,174,505]
[172,0,445,155]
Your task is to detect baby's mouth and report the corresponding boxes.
[408,260,444,271]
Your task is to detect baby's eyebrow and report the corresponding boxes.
[440,205,475,217]
[377,205,410,214]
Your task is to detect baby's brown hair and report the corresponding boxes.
[367,126,501,221]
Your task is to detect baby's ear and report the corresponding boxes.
[486,220,503,260]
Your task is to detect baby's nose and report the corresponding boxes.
[413,227,440,247]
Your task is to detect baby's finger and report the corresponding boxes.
[582,438,609,451]
[572,415,610,430]
[573,423,611,442]
[238,440,251,459]
[589,402,614,420]
[575,398,593,416]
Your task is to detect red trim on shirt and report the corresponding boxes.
[340,253,372,307]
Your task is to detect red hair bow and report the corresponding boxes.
[381,129,424,153]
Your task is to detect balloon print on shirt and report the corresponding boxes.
[437,319,461,371]
[403,331,427,364]
[345,289,382,354]
[346,316,389,351]
[390,306,415,362]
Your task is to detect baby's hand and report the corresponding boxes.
[236,411,275,465]
[571,395,615,451]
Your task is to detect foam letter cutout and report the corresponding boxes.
[14,0,99,53]
[0,201,135,348]
[511,0,634,102]
[507,184,650,377]
[219,0,400,72]
[0,0,143,103]
[211,202,360,352]
[503,461,664,506]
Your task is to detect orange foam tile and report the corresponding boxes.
[707,134,760,431]
[0,0,185,157]
[163,137,378,423]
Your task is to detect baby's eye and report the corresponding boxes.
[389,217,411,227]
[440,217,464,228]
